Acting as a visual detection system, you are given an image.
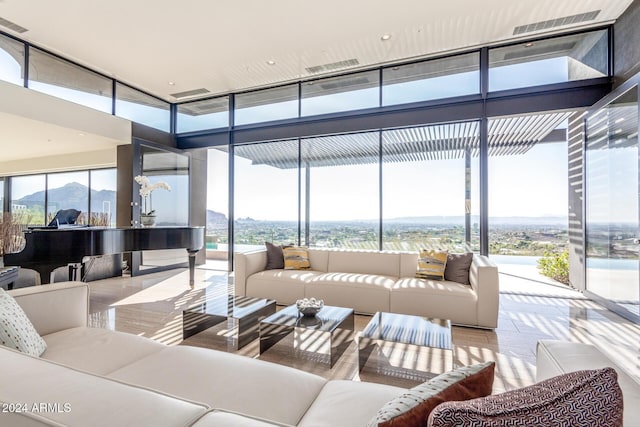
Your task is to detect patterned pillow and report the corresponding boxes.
[427,367,623,427]
[0,288,47,356]
[283,246,311,270]
[367,361,495,427]
[264,241,284,270]
[416,250,448,280]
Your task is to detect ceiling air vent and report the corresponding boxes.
[513,10,600,35]
[170,88,210,99]
[305,58,359,74]
[0,17,28,33]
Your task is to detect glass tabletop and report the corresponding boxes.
[261,304,353,333]
[361,312,452,350]
[185,295,275,319]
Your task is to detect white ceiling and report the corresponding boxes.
[0,0,634,102]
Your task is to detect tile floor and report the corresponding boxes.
[87,266,640,392]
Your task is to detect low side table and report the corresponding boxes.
[259,305,354,367]
[359,312,453,377]
[183,295,276,349]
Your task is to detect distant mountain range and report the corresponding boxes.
[16,182,115,213]
[205,211,567,226]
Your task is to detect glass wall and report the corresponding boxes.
[206,147,229,265]
[235,85,298,125]
[302,133,379,249]
[382,53,479,105]
[585,87,639,317]
[489,29,608,92]
[46,171,89,223]
[140,146,189,225]
[488,114,569,280]
[90,168,117,226]
[301,70,380,116]
[0,34,24,86]
[10,175,46,225]
[382,123,479,251]
[233,140,299,251]
[28,48,112,113]
[5,169,116,226]
[177,96,229,133]
[116,83,170,132]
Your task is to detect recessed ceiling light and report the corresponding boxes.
[266,60,276,66]
[168,81,175,85]
[524,42,534,47]
[381,34,392,41]
[78,133,85,137]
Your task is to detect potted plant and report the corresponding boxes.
[134,175,171,227]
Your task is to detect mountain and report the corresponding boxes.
[207,209,227,227]
[16,182,116,213]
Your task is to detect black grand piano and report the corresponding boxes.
[4,226,205,286]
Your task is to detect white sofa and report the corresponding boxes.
[0,282,407,427]
[235,248,500,329]
[536,340,640,426]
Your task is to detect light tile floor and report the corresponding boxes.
[87,267,640,392]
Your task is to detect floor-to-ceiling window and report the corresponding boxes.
[488,113,570,283]
[233,140,300,252]
[10,175,46,225]
[302,132,379,249]
[90,169,117,226]
[382,123,479,252]
[206,147,229,266]
[46,171,89,224]
[585,87,639,318]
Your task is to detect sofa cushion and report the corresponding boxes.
[416,250,448,280]
[246,269,321,304]
[307,273,395,313]
[192,410,282,426]
[0,346,208,427]
[368,361,495,427]
[428,368,623,427]
[108,345,327,426]
[0,288,47,356]
[264,242,284,270]
[327,250,400,277]
[444,253,473,285]
[283,246,311,270]
[391,278,477,326]
[298,380,405,427]
[42,327,166,375]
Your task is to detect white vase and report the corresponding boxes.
[140,214,156,227]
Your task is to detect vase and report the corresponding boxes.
[140,214,156,227]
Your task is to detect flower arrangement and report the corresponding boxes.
[134,175,171,216]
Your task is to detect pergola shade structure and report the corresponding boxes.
[231,111,572,169]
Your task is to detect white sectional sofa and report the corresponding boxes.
[235,248,500,329]
[0,282,407,427]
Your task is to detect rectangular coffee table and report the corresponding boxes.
[259,305,354,367]
[183,294,276,349]
[359,312,453,377]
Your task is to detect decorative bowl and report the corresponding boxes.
[296,297,324,317]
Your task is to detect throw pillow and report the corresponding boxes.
[283,246,311,270]
[444,253,473,285]
[428,367,623,427]
[367,361,495,427]
[0,288,47,356]
[264,241,284,270]
[416,250,448,280]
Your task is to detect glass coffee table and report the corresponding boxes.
[359,312,453,378]
[183,294,276,349]
[259,304,354,367]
